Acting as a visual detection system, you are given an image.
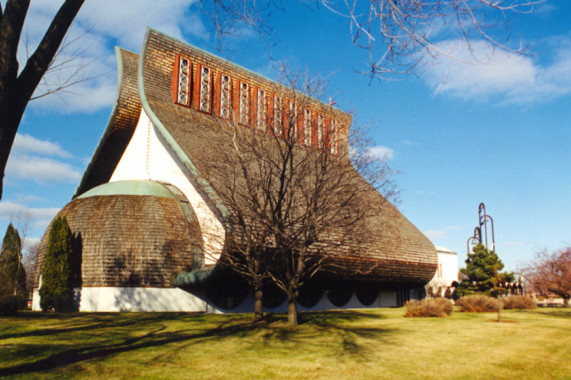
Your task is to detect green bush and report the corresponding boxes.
[405,298,453,317]
[0,224,27,315]
[502,295,537,309]
[457,295,498,312]
[39,216,75,312]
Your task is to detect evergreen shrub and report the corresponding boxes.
[39,216,74,312]
[0,224,27,315]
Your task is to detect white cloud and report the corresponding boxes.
[367,145,394,160]
[5,134,81,184]
[424,230,447,240]
[22,237,42,253]
[0,201,60,238]
[424,38,571,105]
[12,134,72,158]
[6,155,81,183]
[0,201,60,223]
[21,0,204,113]
[423,225,463,242]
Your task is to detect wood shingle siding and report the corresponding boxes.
[138,30,437,284]
[35,188,203,288]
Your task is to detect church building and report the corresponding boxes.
[33,29,437,312]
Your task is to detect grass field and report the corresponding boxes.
[1,307,570,379]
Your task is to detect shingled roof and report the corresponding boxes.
[72,29,438,287]
[35,180,203,288]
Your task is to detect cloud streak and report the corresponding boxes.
[368,145,395,160]
[23,0,204,113]
[6,134,81,184]
[425,37,571,105]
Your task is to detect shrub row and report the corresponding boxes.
[502,295,537,310]
[405,298,453,317]
[456,295,536,312]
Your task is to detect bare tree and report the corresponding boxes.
[0,0,85,200]
[523,247,571,307]
[22,240,39,299]
[207,71,395,326]
[0,0,543,201]
[204,0,544,78]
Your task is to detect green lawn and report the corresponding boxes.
[1,307,570,379]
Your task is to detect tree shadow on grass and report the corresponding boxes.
[0,312,201,340]
[528,308,571,319]
[0,318,259,377]
[252,310,396,361]
[0,310,395,376]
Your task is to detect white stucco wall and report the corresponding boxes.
[426,246,459,296]
[78,287,207,312]
[32,287,207,312]
[110,110,225,264]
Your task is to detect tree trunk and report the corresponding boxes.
[497,297,502,322]
[287,297,298,327]
[0,101,24,200]
[0,0,85,200]
[254,283,263,320]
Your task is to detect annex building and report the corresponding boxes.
[33,29,437,312]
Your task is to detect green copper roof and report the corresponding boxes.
[77,180,177,199]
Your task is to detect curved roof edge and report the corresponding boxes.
[74,47,142,198]
[144,28,351,121]
[77,180,177,199]
[435,246,457,255]
[138,27,230,225]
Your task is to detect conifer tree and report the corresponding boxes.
[457,243,514,297]
[39,216,74,312]
[0,223,27,314]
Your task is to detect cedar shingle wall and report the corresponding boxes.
[141,31,438,284]
[35,195,202,288]
[76,50,142,195]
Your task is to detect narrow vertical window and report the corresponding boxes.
[239,82,249,125]
[303,109,312,147]
[317,114,324,149]
[220,74,231,119]
[257,89,266,131]
[330,120,338,155]
[273,95,282,135]
[199,66,212,113]
[176,57,191,106]
[289,102,297,139]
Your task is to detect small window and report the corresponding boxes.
[239,82,249,125]
[175,56,191,107]
[303,109,312,147]
[288,102,298,139]
[273,95,282,136]
[330,120,338,155]
[219,74,231,119]
[199,66,212,113]
[256,89,267,131]
[317,114,324,149]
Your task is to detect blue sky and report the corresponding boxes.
[1,1,569,273]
